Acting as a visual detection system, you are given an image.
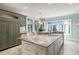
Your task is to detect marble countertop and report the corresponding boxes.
[18,34,61,47]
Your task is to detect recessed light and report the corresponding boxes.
[69,3,73,5]
[45,15,48,18]
[53,8,56,11]
[48,3,51,6]
[24,6,28,9]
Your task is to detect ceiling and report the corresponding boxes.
[0,3,79,19]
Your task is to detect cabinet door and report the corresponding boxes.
[13,22,20,45]
[21,41,36,55]
[54,39,59,55]
[8,22,20,47]
[8,22,14,47]
[36,46,46,55]
[47,42,55,55]
[0,19,20,51]
[0,21,8,50]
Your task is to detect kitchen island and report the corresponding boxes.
[19,32,64,55]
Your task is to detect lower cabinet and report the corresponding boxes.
[21,41,36,55]
[21,41,46,55]
[21,34,64,55]
[36,45,46,55]
[47,39,60,55]
[54,40,59,55]
[47,36,64,55]
[46,42,55,55]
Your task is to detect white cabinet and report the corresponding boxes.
[47,35,64,55]
[21,41,46,55]
[21,41,36,55]
[36,45,46,55]
[47,42,55,55]
[47,39,59,55]
[54,39,59,55]
[21,33,64,55]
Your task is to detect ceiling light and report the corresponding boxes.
[48,3,51,6]
[69,3,73,5]
[45,15,48,18]
[24,6,28,9]
[53,8,56,11]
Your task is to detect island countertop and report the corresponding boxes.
[18,34,62,47]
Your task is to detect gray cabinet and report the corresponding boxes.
[8,22,20,47]
[0,18,20,51]
[0,21,8,50]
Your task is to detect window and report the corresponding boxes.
[20,26,26,33]
[26,18,33,32]
[47,19,71,35]
[28,24,33,32]
[63,20,71,35]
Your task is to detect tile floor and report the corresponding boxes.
[59,40,79,55]
[0,39,79,55]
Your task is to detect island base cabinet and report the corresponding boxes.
[21,41,46,55]
[21,48,36,55]
[36,46,46,55]
[47,39,59,55]
[21,41,36,55]
[47,37,64,55]
[54,40,59,55]
[47,42,55,55]
[21,32,64,55]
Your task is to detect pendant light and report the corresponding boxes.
[38,11,45,25]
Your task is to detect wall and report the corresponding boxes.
[45,13,79,40]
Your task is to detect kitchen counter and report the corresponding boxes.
[19,32,64,55]
[19,34,62,47]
